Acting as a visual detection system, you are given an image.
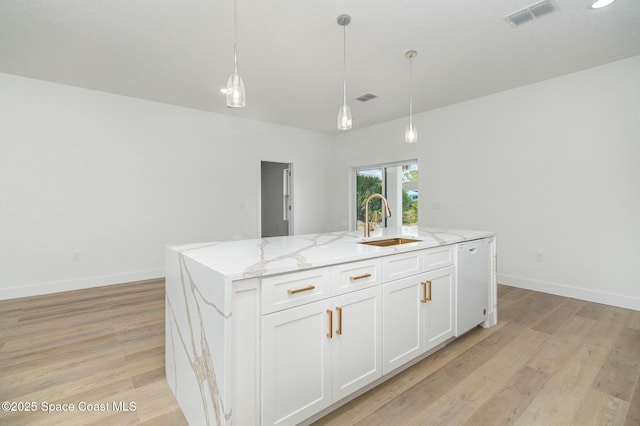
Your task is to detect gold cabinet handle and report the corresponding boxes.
[287,285,315,295]
[336,306,343,335]
[349,273,372,281]
[326,309,333,339]
[421,281,432,303]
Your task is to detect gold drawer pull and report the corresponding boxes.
[336,306,343,335]
[287,285,316,295]
[327,309,333,339]
[421,281,432,303]
[349,273,372,281]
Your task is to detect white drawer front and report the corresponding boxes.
[331,258,382,296]
[382,251,425,282]
[262,268,331,314]
[424,246,453,271]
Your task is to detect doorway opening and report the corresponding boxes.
[261,161,293,237]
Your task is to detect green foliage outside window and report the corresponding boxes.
[356,165,418,229]
[356,174,382,223]
[402,168,418,225]
[402,190,418,224]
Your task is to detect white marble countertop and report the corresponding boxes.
[169,227,495,280]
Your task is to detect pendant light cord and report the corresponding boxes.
[409,55,413,126]
[342,24,347,106]
[233,0,238,74]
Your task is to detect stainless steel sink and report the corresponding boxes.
[359,237,422,247]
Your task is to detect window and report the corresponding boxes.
[354,161,418,231]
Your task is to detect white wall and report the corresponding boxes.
[3,56,639,308]
[334,56,640,310]
[0,73,338,299]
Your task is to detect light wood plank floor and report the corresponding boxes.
[1,280,638,425]
[314,285,640,426]
[0,279,187,425]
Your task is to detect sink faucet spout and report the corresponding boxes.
[364,193,391,238]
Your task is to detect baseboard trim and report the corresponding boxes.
[498,273,640,311]
[0,269,165,300]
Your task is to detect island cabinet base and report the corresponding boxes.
[261,285,383,425]
[299,337,453,426]
[165,234,497,426]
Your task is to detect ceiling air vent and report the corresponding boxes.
[356,93,378,102]
[505,0,557,26]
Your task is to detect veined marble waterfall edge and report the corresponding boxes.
[165,249,233,425]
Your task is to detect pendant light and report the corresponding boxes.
[405,50,417,144]
[226,0,245,108]
[337,15,352,130]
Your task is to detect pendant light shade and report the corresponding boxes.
[405,122,417,144]
[226,73,245,107]
[226,0,245,108]
[338,104,352,130]
[337,15,352,130]
[405,50,417,144]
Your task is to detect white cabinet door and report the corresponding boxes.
[261,287,383,425]
[261,300,332,426]
[382,266,455,373]
[422,265,455,352]
[331,286,383,401]
[382,274,425,374]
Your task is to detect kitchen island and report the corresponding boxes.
[165,227,497,425]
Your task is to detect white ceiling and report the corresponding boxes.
[1,0,639,133]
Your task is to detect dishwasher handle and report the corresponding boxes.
[459,241,481,253]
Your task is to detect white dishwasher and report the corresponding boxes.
[456,239,490,336]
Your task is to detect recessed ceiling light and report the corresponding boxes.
[591,0,616,8]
